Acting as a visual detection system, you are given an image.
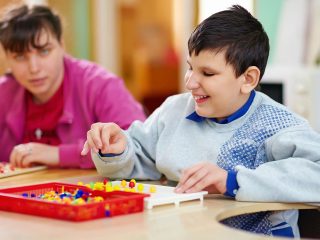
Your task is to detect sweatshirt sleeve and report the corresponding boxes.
[235,126,320,202]
[92,105,164,180]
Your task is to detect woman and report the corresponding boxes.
[0,4,145,168]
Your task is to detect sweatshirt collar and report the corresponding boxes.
[186,91,256,124]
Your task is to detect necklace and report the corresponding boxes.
[35,128,43,140]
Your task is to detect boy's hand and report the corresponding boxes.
[175,162,227,194]
[81,122,127,156]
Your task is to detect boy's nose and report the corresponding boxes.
[185,72,200,90]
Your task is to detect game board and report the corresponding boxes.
[0,179,208,221]
[0,163,47,179]
[111,181,208,209]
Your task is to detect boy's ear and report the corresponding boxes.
[240,66,260,94]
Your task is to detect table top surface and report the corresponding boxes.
[0,168,317,240]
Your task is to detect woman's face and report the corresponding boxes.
[6,29,65,104]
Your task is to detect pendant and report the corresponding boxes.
[35,128,43,140]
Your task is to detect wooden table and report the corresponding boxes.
[0,168,317,240]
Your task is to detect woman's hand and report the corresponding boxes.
[175,162,227,194]
[9,143,59,168]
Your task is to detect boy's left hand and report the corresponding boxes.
[175,162,227,194]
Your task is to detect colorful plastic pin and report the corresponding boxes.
[103,178,109,185]
[137,183,144,192]
[149,185,156,193]
[130,179,136,184]
[121,180,127,187]
[105,185,113,192]
[129,181,135,188]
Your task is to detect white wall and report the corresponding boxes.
[92,0,119,75]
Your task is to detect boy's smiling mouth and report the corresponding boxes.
[193,95,209,103]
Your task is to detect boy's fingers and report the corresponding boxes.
[185,173,213,193]
[178,163,204,187]
[84,123,122,155]
[108,136,126,154]
[100,125,111,152]
[86,131,99,153]
[90,125,103,150]
[180,167,208,192]
[176,166,207,193]
[81,141,89,155]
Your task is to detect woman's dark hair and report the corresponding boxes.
[188,5,269,80]
[0,4,62,53]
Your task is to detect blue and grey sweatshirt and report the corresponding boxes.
[92,91,320,237]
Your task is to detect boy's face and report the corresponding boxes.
[5,29,65,104]
[185,50,249,121]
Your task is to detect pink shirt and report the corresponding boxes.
[0,55,146,168]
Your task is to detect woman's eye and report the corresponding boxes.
[14,54,25,61]
[39,49,49,56]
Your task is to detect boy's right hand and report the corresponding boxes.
[81,122,127,156]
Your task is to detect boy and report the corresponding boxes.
[0,4,145,168]
[81,5,320,237]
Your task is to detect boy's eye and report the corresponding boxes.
[186,60,192,71]
[203,72,214,77]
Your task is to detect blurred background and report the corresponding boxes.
[0,0,320,129]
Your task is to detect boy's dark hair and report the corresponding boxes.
[188,5,269,80]
[0,4,62,53]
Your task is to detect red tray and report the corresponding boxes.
[0,182,149,221]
